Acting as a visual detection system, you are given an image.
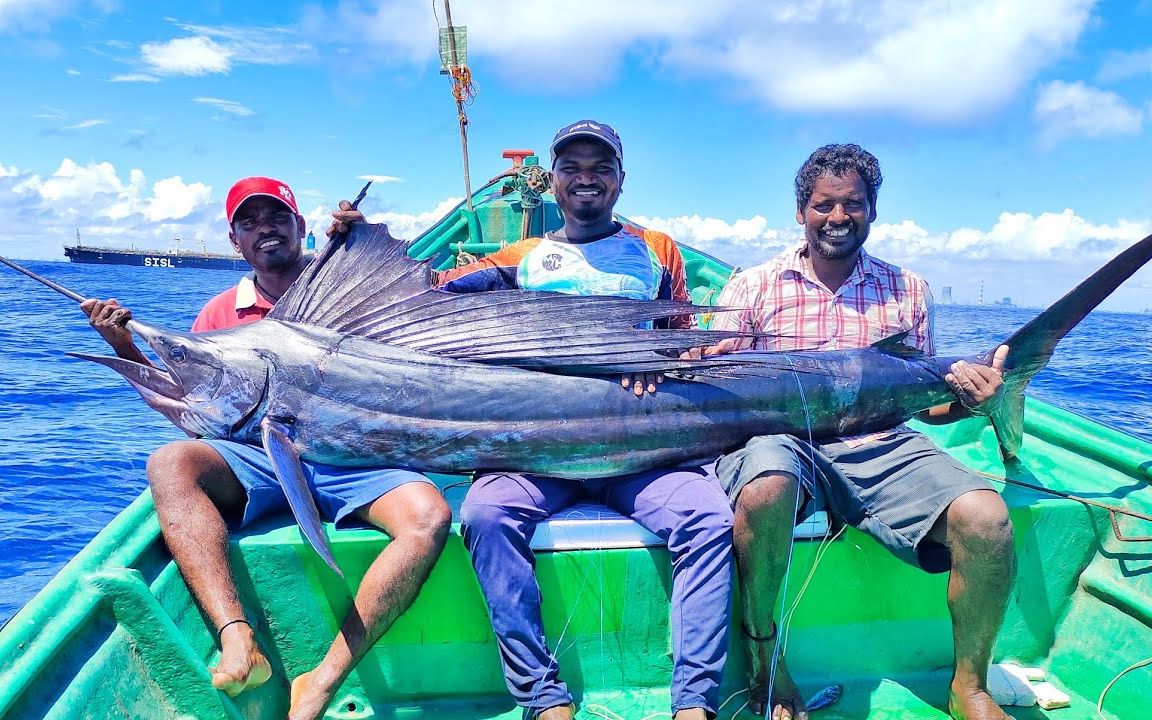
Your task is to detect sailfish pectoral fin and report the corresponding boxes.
[260,417,344,578]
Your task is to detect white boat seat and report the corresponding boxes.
[529,502,831,552]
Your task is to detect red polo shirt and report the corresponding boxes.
[191,275,276,332]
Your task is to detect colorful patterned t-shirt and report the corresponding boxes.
[437,224,694,329]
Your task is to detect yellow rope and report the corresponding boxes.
[450,64,476,122]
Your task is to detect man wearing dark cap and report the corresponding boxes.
[80,177,452,720]
[436,122,733,720]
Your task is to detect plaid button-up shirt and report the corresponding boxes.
[711,243,935,354]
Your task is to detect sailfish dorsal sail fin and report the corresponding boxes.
[266,223,750,375]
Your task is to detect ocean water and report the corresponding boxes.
[1,260,1150,624]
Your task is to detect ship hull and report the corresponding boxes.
[64,246,249,271]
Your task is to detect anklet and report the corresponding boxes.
[741,620,777,643]
[217,618,251,640]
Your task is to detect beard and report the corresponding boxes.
[262,252,300,272]
[246,236,301,272]
[811,229,866,261]
[566,204,606,223]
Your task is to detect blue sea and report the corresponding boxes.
[1,260,1150,625]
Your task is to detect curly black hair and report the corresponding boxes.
[794,144,883,210]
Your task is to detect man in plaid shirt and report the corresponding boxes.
[709,144,1013,720]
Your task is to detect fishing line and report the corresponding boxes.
[529,500,632,715]
[527,504,603,712]
[726,355,821,718]
[755,354,818,718]
[585,705,672,720]
[1096,655,1152,719]
[780,524,846,656]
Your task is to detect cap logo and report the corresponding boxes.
[279,185,294,203]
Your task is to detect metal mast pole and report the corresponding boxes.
[443,0,474,211]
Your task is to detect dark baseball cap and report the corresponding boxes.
[549,120,623,165]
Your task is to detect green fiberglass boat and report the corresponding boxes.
[1,154,1151,720]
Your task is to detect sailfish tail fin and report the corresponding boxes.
[986,232,1152,459]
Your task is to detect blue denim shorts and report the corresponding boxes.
[200,439,433,529]
[717,427,993,572]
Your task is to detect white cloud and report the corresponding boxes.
[316,0,1095,123]
[366,198,464,240]
[0,0,77,32]
[65,67,79,75]
[173,22,312,66]
[144,176,212,222]
[136,23,312,77]
[62,119,107,130]
[356,174,403,183]
[1034,80,1144,143]
[1097,47,1152,82]
[630,212,798,269]
[38,159,126,203]
[141,36,231,75]
[109,73,160,83]
[33,106,65,119]
[192,97,254,117]
[878,210,1150,263]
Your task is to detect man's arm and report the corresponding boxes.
[622,230,694,396]
[79,298,153,367]
[435,242,534,293]
[909,277,1006,423]
[692,271,759,358]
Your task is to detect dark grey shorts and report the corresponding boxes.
[716,427,993,573]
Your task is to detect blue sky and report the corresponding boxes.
[1,0,1151,311]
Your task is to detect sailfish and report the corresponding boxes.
[3,224,1150,575]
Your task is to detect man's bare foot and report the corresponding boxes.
[673,708,708,720]
[949,687,1010,720]
[210,624,272,697]
[745,623,807,720]
[534,703,575,719]
[289,671,340,720]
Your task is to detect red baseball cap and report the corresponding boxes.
[225,176,300,223]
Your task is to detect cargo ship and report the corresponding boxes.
[63,232,250,271]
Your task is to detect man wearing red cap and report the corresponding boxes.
[81,178,452,720]
[189,176,313,330]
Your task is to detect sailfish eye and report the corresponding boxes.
[168,345,188,363]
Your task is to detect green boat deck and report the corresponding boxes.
[2,159,1151,718]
